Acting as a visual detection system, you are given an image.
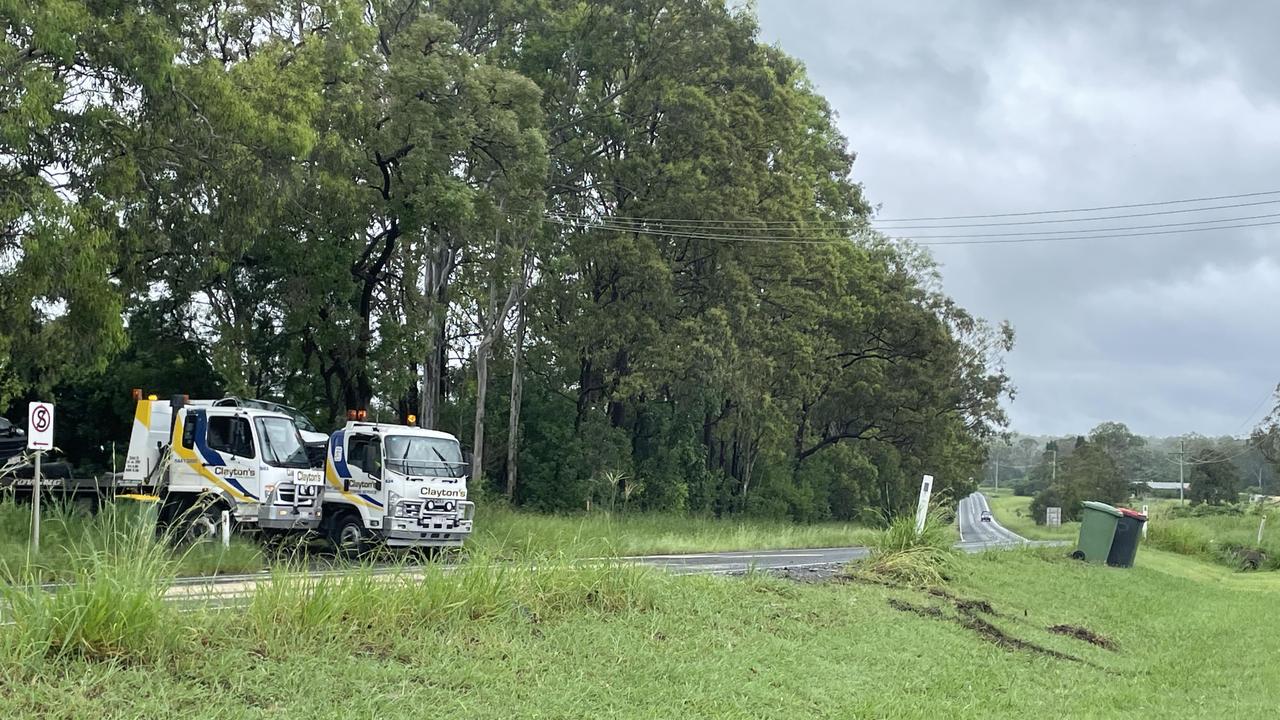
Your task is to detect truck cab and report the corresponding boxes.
[212,396,329,466]
[123,395,325,539]
[322,421,473,553]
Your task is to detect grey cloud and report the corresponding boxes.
[755,0,1280,436]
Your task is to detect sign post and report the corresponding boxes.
[27,402,54,555]
[1141,504,1149,538]
[914,475,934,535]
[1046,507,1061,528]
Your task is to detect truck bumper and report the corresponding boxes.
[255,482,324,530]
[256,505,322,531]
[383,516,473,547]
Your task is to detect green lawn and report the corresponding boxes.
[4,542,1280,718]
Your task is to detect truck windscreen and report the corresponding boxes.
[255,417,311,469]
[384,436,465,478]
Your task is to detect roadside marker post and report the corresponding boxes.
[1259,516,1266,546]
[1141,504,1149,538]
[221,510,231,548]
[27,402,55,555]
[915,475,933,535]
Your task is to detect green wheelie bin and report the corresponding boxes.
[1072,501,1122,564]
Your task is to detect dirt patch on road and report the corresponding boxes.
[1048,624,1117,651]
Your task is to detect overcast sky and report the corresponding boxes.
[755,0,1280,438]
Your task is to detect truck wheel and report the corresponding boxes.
[184,502,224,545]
[327,513,368,558]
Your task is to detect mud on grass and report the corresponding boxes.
[1049,624,1118,651]
[886,596,1083,663]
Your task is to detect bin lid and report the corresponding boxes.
[1081,501,1123,517]
[1118,507,1148,521]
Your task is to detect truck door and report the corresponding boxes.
[178,409,262,504]
[334,433,387,525]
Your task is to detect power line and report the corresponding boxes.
[1234,385,1278,437]
[564,210,1280,241]
[554,197,1280,230]
[1165,444,1257,466]
[877,198,1280,229]
[907,211,1280,240]
[874,189,1280,222]
[544,214,1280,247]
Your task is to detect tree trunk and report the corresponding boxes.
[422,309,446,428]
[471,337,491,487]
[505,296,527,499]
[471,271,521,487]
[419,243,454,429]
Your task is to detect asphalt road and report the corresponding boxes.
[633,491,1031,575]
[957,491,1028,546]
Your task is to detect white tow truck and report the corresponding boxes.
[122,393,326,540]
[322,418,473,554]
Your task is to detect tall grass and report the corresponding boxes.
[0,505,188,669]
[860,507,957,586]
[1145,509,1280,570]
[472,504,880,559]
[0,497,263,581]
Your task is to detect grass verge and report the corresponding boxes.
[0,498,263,582]
[4,542,1280,717]
[469,504,881,558]
[1,496,883,579]
[1144,507,1280,570]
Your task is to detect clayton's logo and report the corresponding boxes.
[213,466,255,479]
[420,487,467,500]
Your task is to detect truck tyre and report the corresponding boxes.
[168,495,224,546]
[186,501,224,545]
[327,512,369,558]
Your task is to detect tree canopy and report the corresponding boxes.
[2,0,1014,522]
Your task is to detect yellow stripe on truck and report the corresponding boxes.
[134,399,152,430]
[324,456,382,510]
[170,413,256,504]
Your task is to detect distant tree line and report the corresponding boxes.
[2,0,1013,521]
[986,422,1275,522]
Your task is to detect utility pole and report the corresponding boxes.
[1178,439,1185,505]
[994,457,1000,492]
[1051,449,1057,483]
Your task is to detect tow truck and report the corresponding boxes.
[123,393,325,541]
[322,413,473,554]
